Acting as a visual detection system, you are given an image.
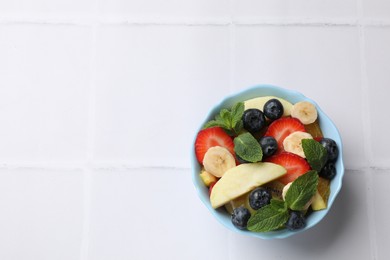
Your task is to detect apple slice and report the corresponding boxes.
[244,96,293,117]
[311,177,330,211]
[311,190,326,210]
[210,162,287,208]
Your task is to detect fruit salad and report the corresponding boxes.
[194,96,339,232]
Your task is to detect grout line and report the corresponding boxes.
[365,169,378,260]
[0,162,85,170]
[100,17,230,26]
[357,0,373,169]
[3,16,390,27]
[89,164,190,171]
[0,163,386,171]
[80,170,92,260]
[0,16,230,26]
[234,17,359,26]
[228,0,235,94]
[80,9,99,260]
[357,1,378,260]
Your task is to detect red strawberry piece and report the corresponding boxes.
[209,181,217,197]
[265,152,311,185]
[264,117,306,152]
[314,137,323,142]
[195,127,235,164]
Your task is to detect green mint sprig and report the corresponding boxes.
[203,102,244,136]
[285,170,319,211]
[234,132,263,163]
[247,170,319,232]
[302,139,328,172]
[247,199,289,232]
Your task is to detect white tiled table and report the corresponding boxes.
[0,1,389,259]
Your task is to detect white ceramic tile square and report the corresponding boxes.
[233,26,365,169]
[0,168,84,260]
[363,0,390,19]
[372,169,390,260]
[229,170,371,260]
[0,25,90,163]
[233,0,357,19]
[0,0,94,15]
[98,0,230,20]
[93,25,230,167]
[88,168,229,260]
[364,27,390,167]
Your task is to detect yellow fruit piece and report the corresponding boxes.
[199,169,217,187]
[244,96,293,117]
[210,162,287,208]
[304,119,323,139]
[311,177,330,211]
[224,192,255,215]
[224,181,285,215]
[261,181,285,200]
[318,177,331,203]
[311,191,326,210]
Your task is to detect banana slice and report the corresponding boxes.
[203,146,236,177]
[282,182,292,201]
[244,96,293,117]
[283,131,313,158]
[291,101,318,125]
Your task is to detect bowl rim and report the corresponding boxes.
[191,84,344,239]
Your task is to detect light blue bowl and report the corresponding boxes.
[191,84,344,239]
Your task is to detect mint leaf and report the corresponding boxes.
[302,139,328,172]
[231,102,244,127]
[285,170,319,211]
[247,201,289,232]
[234,132,263,162]
[220,109,231,127]
[233,120,243,134]
[215,113,223,123]
[203,102,244,135]
[269,199,287,212]
[203,120,227,129]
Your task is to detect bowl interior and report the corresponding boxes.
[191,84,344,239]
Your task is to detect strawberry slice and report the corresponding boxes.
[265,152,311,185]
[195,127,235,164]
[264,117,306,152]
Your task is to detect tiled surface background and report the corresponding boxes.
[0,0,389,259]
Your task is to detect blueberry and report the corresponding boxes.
[231,206,251,230]
[320,138,339,162]
[259,136,278,157]
[320,161,336,180]
[249,187,272,210]
[286,211,306,231]
[263,99,284,120]
[242,109,266,133]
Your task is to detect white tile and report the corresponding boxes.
[88,168,229,260]
[0,0,94,15]
[372,169,390,260]
[233,26,365,169]
[0,25,90,163]
[233,0,357,19]
[364,27,390,167]
[98,0,230,20]
[363,0,390,19]
[93,25,230,167]
[0,168,84,260]
[229,170,371,260]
